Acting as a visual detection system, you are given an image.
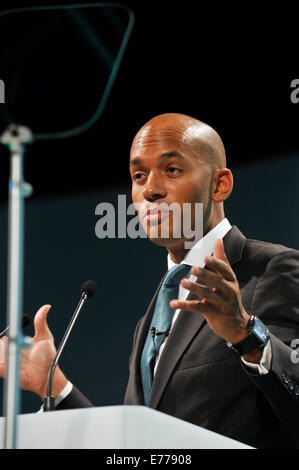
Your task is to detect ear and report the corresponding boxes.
[212,168,233,202]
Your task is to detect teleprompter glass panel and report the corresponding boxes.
[0,3,134,140]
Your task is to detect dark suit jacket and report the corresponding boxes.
[57,226,299,449]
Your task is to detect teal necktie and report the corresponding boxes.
[140,263,190,405]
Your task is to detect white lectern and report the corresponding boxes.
[0,406,252,449]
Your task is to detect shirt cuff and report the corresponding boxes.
[55,380,73,406]
[37,381,73,413]
[241,339,272,375]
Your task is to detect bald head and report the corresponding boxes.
[131,113,226,171]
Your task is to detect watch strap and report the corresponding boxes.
[227,315,269,356]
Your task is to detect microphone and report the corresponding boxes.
[43,280,96,411]
[151,326,171,338]
[150,326,170,357]
[0,314,31,339]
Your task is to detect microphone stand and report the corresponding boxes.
[0,124,33,449]
[43,291,88,411]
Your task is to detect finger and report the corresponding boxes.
[212,238,229,262]
[181,278,227,303]
[0,337,8,375]
[169,299,215,315]
[203,238,232,280]
[202,256,235,282]
[191,266,232,295]
[33,305,53,342]
[0,362,6,378]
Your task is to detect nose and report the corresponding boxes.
[142,171,167,201]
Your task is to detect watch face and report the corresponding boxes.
[226,316,270,355]
[252,317,269,344]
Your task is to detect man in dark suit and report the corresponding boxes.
[1,113,299,448]
[121,113,299,448]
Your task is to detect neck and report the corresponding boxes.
[167,245,187,265]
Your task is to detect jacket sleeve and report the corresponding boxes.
[55,384,93,410]
[54,316,145,411]
[242,248,299,439]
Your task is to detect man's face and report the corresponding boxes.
[129,123,214,249]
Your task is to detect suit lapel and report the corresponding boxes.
[148,225,246,409]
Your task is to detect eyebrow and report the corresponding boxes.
[129,151,185,167]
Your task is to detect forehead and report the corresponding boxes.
[130,123,192,159]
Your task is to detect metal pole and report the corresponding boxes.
[0,124,33,449]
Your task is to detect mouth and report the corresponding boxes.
[141,205,170,224]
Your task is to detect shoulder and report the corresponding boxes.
[245,236,298,257]
[242,235,299,277]
[227,225,299,276]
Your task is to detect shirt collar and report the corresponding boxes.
[167,218,232,270]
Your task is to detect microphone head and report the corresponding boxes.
[22,314,31,329]
[80,280,96,298]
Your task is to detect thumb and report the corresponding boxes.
[213,238,229,263]
[33,304,53,342]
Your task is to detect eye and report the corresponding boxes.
[133,172,145,181]
[167,167,182,174]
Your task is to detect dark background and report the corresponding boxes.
[0,1,298,414]
[0,0,298,200]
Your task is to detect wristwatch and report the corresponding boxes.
[226,315,270,356]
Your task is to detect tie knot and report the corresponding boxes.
[163,263,190,288]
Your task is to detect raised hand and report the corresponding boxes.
[0,304,68,400]
[170,238,251,344]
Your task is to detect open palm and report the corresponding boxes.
[0,305,58,399]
